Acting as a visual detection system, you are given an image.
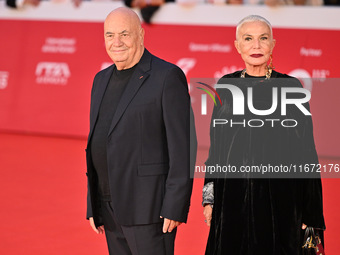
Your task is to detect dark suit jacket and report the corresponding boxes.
[86,49,195,227]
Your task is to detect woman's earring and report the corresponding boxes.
[268,54,275,70]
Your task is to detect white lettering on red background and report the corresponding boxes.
[35,62,70,85]
[0,71,9,89]
[42,37,76,54]
[189,43,231,53]
[300,47,322,57]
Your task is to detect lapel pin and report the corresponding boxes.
[139,76,144,79]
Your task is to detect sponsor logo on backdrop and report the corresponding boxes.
[101,62,113,70]
[189,43,231,53]
[42,37,76,54]
[0,71,9,89]
[176,58,197,96]
[176,58,196,76]
[289,69,313,91]
[289,69,330,92]
[312,69,330,79]
[300,47,322,57]
[35,62,70,85]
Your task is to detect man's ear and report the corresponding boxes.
[140,28,145,46]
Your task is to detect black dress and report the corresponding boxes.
[204,70,325,255]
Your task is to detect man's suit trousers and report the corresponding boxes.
[101,200,177,255]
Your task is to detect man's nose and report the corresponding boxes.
[112,36,123,47]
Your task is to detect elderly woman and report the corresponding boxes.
[202,15,325,255]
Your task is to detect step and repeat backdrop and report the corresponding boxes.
[0,3,339,157]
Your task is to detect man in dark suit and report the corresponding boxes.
[86,7,195,255]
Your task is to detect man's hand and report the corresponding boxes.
[89,217,105,234]
[203,204,213,227]
[161,217,182,233]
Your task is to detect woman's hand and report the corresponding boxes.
[302,223,307,230]
[203,204,213,227]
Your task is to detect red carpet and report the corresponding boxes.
[0,132,338,254]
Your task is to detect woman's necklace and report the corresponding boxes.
[240,67,272,80]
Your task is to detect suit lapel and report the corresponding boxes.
[107,49,152,137]
[88,65,114,141]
